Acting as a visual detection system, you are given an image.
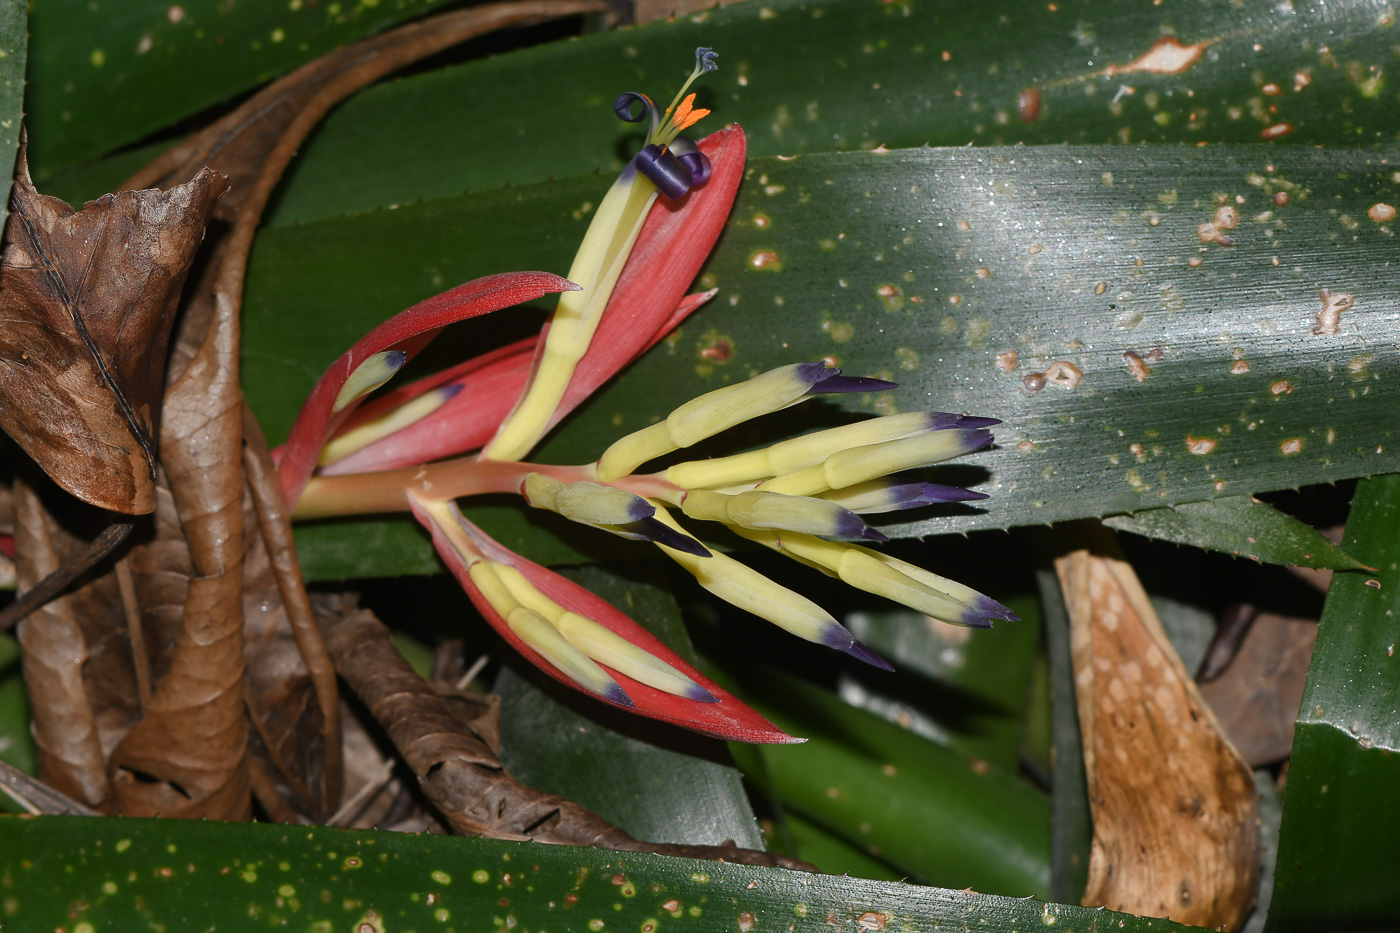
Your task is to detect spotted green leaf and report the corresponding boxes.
[0,813,1210,932]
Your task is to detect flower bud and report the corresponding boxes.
[760,428,993,498]
[599,362,895,480]
[681,489,885,541]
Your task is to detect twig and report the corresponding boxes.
[114,556,151,710]
[0,521,132,633]
[0,759,100,816]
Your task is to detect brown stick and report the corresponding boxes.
[0,759,101,816]
[0,521,131,633]
[242,401,344,812]
[114,557,151,710]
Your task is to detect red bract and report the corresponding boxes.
[277,271,577,506]
[315,126,745,476]
[410,496,798,744]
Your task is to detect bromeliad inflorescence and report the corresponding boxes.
[275,49,1015,743]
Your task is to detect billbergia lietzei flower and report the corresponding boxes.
[278,49,1015,743]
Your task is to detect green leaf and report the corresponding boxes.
[247,143,1400,579]
[0,0,26,234]
[1104,496,1368,569]
[24,0,452,179]
[840,595,1041,770]
[243,0,1400,227]
[495,564,762,849]
[779,809,904,882]
[0,814,1208,932]
[0,634,36,813]
[1035,566,1091,905]
[735,667,1050,897]
[1268,473,1400,932]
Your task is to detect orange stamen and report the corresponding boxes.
[670,93,710,134]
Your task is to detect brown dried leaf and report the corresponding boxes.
[1057,539,1260,928]
[316,596,810,869]
[241,489,328,816]
[241,403,341,817]
[0,153,226,514]
[11,473,137,811]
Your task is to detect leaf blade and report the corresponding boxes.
[1103,496,1368,569]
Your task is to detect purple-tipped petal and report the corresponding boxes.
[842,639,896,672]
[628,516,712,557]
[686,683,721,703]
[818,624,894,671]
[974,594,1021,622]
[917,484,991,503]
[824,504,885,542]
[811,371,900,394]
[635,144,693,199]
[678,150,712,186]
[926,412,1002,431]
[958,428,997,454]
[604,682,637,708]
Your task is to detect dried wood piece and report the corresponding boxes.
[1199,613,1317,767]
[1056,537,1260,928]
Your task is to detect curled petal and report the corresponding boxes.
[635,144,693,199]
[278,271,577,507]
[410,495,798,744]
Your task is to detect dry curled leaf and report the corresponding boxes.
[12,472,141,812]
[1057,539,1260,928]
[0,152,227,514]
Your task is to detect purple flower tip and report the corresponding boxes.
[958,428,996,453]
[926,412,1001,431]
[384,349,408,371]
[831,508,887,542]
[632,516,712,557]
[438,382,466,401]
[843,640,895,672]
[975,595,1020,622]
[810,370,900,394]
[917,484,990,504]
[605,683,636,707]
[687,683,721,703]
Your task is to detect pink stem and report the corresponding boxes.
[292,457,681,520]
